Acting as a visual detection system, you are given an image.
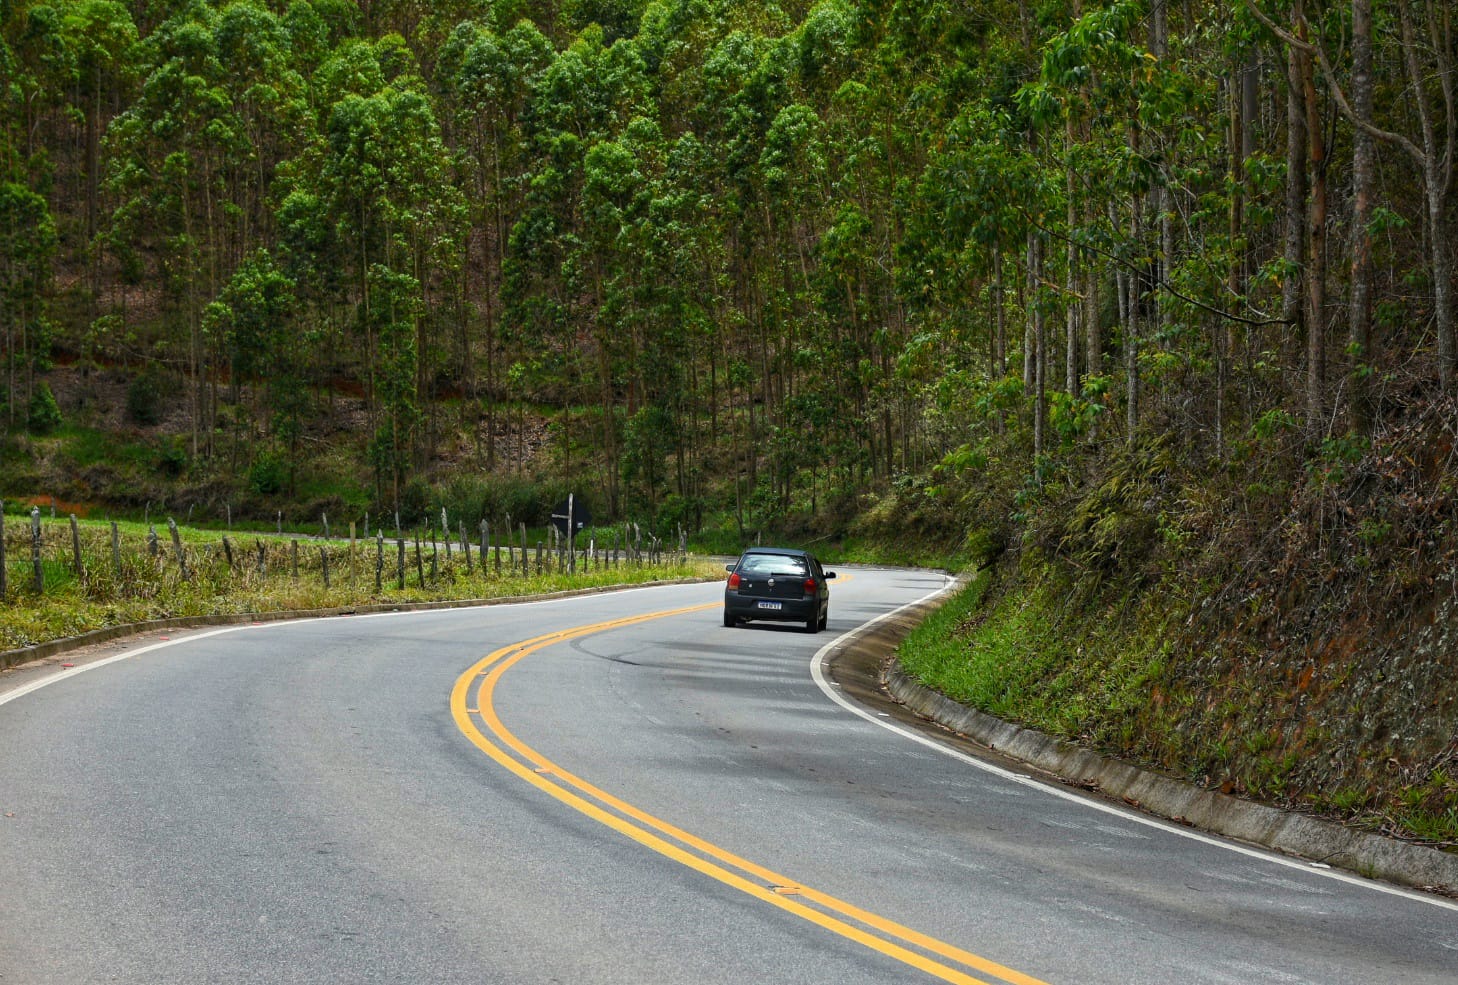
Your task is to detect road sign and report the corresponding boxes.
[550,495,591,539]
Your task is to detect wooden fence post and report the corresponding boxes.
[461,521,472,575]
[375,530,384,592]
[147,525,159,558]
[479,520,488,574]
[429,527,438,580]
[396,537,405,590]
[535,541,543,575]
[442,508,450,561]
[349,522,356,584]
[414,530,425,588]
[256,540,266,576]
[110,521,121,579]
[31,506,42,593]
[68,514,83,580]
[291,539,299,579]
[520,523,528,576]
[167,518,189,580]
[222,536,234,570]
[0,501,7,601]
[322,512,329,540]
[320,546,330,589]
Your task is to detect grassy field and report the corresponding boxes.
[0,511,721,654]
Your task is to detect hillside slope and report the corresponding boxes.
[893,392,1458,846]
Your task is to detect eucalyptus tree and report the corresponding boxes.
[0,181,56,426]
[104,0,248,458]
[210,1,309,264]
[906,106,1049,459]
[201,249,307,481]
[57,1,138,248]
[314,51,465,495]
[581,129,648,513]
[437,18,553,466]
[3,4,74,187]
[1248,0,1457,390]
[503,24,650,485]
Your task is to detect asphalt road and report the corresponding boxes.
[1,568,1454,984]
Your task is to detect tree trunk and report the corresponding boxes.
[1349,0,1376,432]
[1066,120,1080,395]
[1030,230,1046,464]
[1283,30,1309,374]
[1396,0,1455,382]
[1300,7,1328,430]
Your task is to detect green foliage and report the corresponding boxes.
[125,370,165,426]
[27,382,62,434]
[155,436,189,477]
[3,0,1456,849]
[1057,439,1174,577]
[1250,408,1298,442]
[248,450,286,495]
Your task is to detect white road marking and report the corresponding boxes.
[807,574,1458,913]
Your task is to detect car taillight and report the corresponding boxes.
[804,578,817,594]
[727,572,741,590]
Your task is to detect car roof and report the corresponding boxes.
[740,547,812,558]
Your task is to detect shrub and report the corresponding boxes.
[27,383,62,434]
[248,451,286,495]
[126,371,165,426]
[156,437,189,477]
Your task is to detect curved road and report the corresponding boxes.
[0,568,1453,984]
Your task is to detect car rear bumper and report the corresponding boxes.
[724,593,821,623]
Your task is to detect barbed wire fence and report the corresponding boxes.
[0,498,689,605]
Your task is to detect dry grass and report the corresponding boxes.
[0,514,721,653]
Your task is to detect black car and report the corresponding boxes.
[722,547,836,633]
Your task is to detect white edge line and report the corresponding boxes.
[809,575,1458,914]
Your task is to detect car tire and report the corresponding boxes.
[804,614,818,633]
[819,612,828,631]
[723,610,736,628]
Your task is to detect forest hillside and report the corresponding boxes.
[2,0,1456,844]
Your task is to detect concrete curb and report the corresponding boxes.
[863,578,1458,896]
[0,577,712,672]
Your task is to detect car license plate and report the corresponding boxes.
[756,601,782,611]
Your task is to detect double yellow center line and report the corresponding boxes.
[451,604,1051,985]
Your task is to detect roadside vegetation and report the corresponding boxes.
[0,509,720,654]
[2,1,1455,849]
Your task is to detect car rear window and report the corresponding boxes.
[740,555,808,577]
